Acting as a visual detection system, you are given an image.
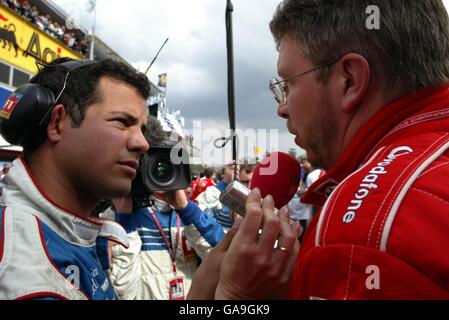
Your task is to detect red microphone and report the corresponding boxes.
[219,152,302,216]
[250,152,301,209]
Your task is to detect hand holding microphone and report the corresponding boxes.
[190,152,302,299]
[215,180,301,299]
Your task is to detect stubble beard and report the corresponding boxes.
[305,87,337,171]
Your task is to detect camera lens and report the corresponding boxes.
[150,158,174,184]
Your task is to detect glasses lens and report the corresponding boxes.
[269,79,283,104]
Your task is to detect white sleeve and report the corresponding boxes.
[109,231,142,300]
[194,186,222,211]
[306,170,321,188]
[182,224,213,260]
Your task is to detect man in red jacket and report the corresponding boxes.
[268,0,449,299]
[188,0,449,299]
[190,168,216,201]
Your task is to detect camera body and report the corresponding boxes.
[131,142,191,209]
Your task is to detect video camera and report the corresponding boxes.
[131,141,191,209]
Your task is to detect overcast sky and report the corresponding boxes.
[51,0,449,165]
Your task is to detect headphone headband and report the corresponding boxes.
[36,59,96,73]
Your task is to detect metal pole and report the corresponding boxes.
[89,0,97,60]
[226,0,238,179]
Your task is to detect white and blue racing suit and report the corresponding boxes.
[0,157,129,300]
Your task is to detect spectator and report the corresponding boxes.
[237,164,254,187]
[287,157,324,239]
[195,163,255,232]
[35,14,45,31]
[0,163,10,180]
[0,1,91,58]
[29,5,38,23]
[189,167,216,201]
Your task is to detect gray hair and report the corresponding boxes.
[269,0,449,97]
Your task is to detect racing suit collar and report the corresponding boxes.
[302,84,449,207]
[2,157,128,247]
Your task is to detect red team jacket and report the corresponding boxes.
[289,85,449,299]
[190,178,215,201]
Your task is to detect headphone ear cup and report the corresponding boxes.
[0,83,55,149]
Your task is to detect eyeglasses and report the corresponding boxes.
[269,59,340,105]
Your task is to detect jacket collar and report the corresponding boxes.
[302,84,449,206]
[2,157,128,247]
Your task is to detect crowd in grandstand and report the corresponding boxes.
[1,0,90,57]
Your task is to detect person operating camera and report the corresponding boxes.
[106,116,225,300]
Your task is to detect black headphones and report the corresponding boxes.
[0,59,96,150]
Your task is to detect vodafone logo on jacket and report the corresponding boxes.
[342,146,413,224]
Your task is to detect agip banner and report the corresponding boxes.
[0,5,82,74]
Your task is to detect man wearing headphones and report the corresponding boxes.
[0,58,151,299]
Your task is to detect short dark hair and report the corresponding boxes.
[204,167,215,178]
[270,0,449,97]
[32,58,151,127]
[239,164,255,174]
[145,115,167,147]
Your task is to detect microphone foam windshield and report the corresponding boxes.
[249,152,302,209]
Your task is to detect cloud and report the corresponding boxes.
[50,0,312,163]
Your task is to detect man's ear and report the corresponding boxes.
[46,104,67,143]
[336,53,371,113]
